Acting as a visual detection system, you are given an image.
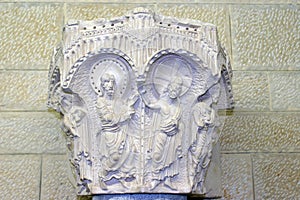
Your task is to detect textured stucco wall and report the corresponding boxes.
[0,1,299,199]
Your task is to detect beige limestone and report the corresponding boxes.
[231,5,300,70]
[0,1,298,199]
[1,0,298,4]
[221,154,253,200]
[41,155,77,200]
[65,3,145,21]
[0,3,63,69]
[220,112,300,153]
[269,72,300,111]
[253,154,300,199]
[0,155,41,200]
[0,71,48,110]
[231,71,269,111]
[0,112,66,154]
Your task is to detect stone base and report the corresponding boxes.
[92,194,187,200]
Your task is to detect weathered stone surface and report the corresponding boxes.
[253,154,300,199]
[0,0,298,3]
[0,155,40,200]
[0,112,65,154]
[41,155,77,200]
[0,4,63,69]
[65,4,231,55]
[0,71,48,110]
[50,8,232,195]
[65,3,143,21]
[231,5,299,70]
[220,112,300,152]
[269,72,300,111]
[157,4,231,55]
[221,154,253,200]
[232,71,269,111]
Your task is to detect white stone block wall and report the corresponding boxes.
[0,1,299,199]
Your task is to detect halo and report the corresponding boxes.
[149,55,193,97]
[90,58,129,97]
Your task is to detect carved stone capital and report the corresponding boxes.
[48,8,233,197]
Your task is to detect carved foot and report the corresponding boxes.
[119,179,139,191]
[164,178,177,190]
[119,179,132,189]
[99,180,108,190]
[148,180,160,191]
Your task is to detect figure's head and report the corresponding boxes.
[71,108,86,123]
[198,102,212,123]
[60,94,72,113]
[201,107,212,122]
[167,76,183,99]
[101,73,116,97]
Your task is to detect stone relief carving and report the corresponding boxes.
[96,72,137,190]
[189,97,216,193]
[140,76,184,191]
[48,8,233,197]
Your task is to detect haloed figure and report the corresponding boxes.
[97,73,119,131]
[141,76,184,190]
[97,72,136,190]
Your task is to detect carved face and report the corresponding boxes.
[60,95,72,113]
[101,73,116,97]
[167,77,183,99]
[200,107,212,124]
[72,109,85,123]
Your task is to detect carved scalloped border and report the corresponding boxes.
[62,48,137,90]
[146,48,206,74]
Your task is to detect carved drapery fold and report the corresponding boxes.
[48,8,233,197]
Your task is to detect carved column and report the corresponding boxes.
[48,8,233,199]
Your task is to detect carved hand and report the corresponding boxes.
[138,85,147,95]
[177,145,183,158]
[127,106,135,116]
[101,113,114,122]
